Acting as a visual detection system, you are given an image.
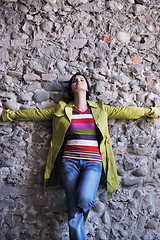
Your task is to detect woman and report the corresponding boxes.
[0,72,160,240]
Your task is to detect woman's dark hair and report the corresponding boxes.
[68,72,91,101]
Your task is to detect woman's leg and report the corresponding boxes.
[60,158,86,240]
[75,160,102,213]
[60,158,102,240]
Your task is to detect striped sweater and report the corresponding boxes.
[63,107,102,162]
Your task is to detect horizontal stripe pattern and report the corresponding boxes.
[70,123,95,130]
[63,107,102,162]
[66,139,99,147]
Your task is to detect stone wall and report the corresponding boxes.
[0,0,160,239]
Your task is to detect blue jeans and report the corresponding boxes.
[60,158,102,240]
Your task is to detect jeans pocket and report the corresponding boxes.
[60,158,75,174]
[61,158,67,164]
[86,161,102,173]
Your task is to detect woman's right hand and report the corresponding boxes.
[0,107,3,118]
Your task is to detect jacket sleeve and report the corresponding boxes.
[105,105,159,119]
[2,106,57,122]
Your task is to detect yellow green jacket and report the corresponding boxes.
[2,100,159,199]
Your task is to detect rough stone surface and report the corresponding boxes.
[116,31,131,43]
[0,0,160,240]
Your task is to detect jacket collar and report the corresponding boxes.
[87,100,98,108]
[65,100,99,121]
[65,101,74,121]
[54,100,99,122]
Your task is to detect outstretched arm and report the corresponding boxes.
[105,105,160,119]
[0,106,56,122]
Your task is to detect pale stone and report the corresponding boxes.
[21,33,29,40]
[76,2,102,13]
[145,220,157,229]
[95,82,105,94]
[80,47,96,62]
[23,73,41,81]
[42,73,57,81]
[18,4,28,14]
[0,35,10,47]
[147,24,159,32]
[155,41,160,52]
[70,39,87,49]
[148,83,160,95]
[127,0,135,3]
[40,21,53,32]
[67,49,80,62]
[3,101,20,110]
[58,75,72,82]
[133,4,146,14]
[132,167,148,177]
[50,92,67,103]
[56,60,67,74]
[0,92,16,99]
[45,0,57,5]
[98,191,108,204]
[33,90,50,103]
[4,0,17,2]
[112,74,131,84]
[96,14,102,21]
[43,81,63,91]
[116,31,131,43]
[92,73,105,82]
[100,68,111,77]
[8,71,22,78]
[11,38,26,47]
[67,0,88,6]
[95,229,107,240]
[124,161,134,171]
[132,136,150,145]
[3,75,12,85]
[143,194,152,206]
[61,25,74,38]
[29,60,44,73]
[125,56,133,64]
[132,235,141,240]
[117,168,126,176]
[26,82,42,92]
[85,222,94,236]
[122,177,142,187]
[36,101,55,109]
[42,4,53,12]
[133,143,151,156]
[73,12,91,26]
[26,14,33,21]
[133,190,142,199]
[92,202,105,213]
[101,211,111,225]
[131,35,141,42]
[18,93,32,102]
[106,1,123,11]
[99,91,118,104]
[0,48,9,61]
[119,228,128,237]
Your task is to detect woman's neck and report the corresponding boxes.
[74,92,88,112]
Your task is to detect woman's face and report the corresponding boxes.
[71,75,88,94]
